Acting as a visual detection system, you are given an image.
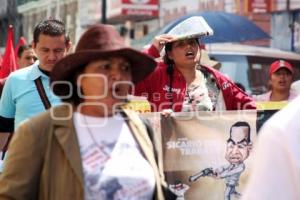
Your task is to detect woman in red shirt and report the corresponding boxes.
[135,34,256,112]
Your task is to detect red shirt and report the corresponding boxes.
[134,45,256,111]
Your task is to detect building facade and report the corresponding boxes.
[8,0,300,53]
[271,0,300,52]
[0,0,21,47]
[18,0,78,45]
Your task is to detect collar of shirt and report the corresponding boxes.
[28,61,49,80]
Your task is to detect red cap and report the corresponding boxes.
[269,60,293,76]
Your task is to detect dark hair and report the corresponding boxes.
[56,65,85,106]
[163,42,175,105]
[163,38,200,107]
[235,82,246,92]
[33,19,70,44]
[174,180,182,185]
[163,38,200,65]
[163,42,174,66]
[17,44,33,58]
[229,121,251,143]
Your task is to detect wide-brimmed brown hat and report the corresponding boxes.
[51,24,156,97]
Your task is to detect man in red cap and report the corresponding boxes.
[254,60,297,102]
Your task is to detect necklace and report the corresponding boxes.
[82,115,111,157]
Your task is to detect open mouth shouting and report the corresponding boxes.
[185,50,196,59]
[278,80,287,87]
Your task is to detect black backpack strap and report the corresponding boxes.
[34,77,51,109]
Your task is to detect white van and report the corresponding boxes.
[206,43,300,95]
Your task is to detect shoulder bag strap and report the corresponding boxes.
[34,77,51,109]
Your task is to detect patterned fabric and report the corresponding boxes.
[181,71,212,112]
[204,71,220,110]
[137,45,256,111]
[74,112,155,200]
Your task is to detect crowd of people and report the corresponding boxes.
[0,16,299,200]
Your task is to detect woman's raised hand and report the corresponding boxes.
[152,34,175,52]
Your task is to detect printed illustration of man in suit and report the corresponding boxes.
[189,121,252,200]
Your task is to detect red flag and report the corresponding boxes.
[0,25,17,81]
[15,36,27,61]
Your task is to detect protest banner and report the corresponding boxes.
[142,110,257,200]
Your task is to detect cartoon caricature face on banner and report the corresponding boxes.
[160,111,257,200]
[226,125,252,165]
